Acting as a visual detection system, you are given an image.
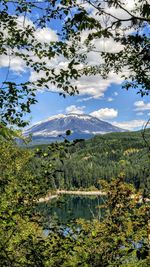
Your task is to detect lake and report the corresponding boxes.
[37,194,106,226]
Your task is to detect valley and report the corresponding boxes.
[32,128,150,194]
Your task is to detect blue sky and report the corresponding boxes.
[24,83,150,131]
[0,0,150,131]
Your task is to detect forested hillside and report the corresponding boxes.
[34,129,150,193]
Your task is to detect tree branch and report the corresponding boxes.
[85,0,150,22]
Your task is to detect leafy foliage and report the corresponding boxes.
[38,177,150,267]
[49,0,150,95]
[0,132,150,266]
[0,0,80,126]
[0,138,71,266]
[0,0,150,127]
[0,1,150,266]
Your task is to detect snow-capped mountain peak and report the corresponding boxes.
[24,113,125,145]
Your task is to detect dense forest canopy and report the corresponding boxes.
[33,129,150,194]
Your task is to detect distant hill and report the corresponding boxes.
[24,113,125,145]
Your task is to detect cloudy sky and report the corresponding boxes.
[0,0,150,131]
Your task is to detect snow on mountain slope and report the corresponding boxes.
[24,113,125,144]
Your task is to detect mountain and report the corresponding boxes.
[24,113,125,145]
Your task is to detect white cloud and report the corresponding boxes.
[134,101,150,111]
[136,112,144,116]
[79,0,138,36]
[73,72,123,98]
[65,105,85,114]
[91,37,124,54]
[114,92,118,96]
[112,119,146,130]
[77,96,95,102]
[29,54,71,93]
[16,15,35,29]
[1,7,129,99]
[17,16,58,43]
[0,15,59,74]
[35,28,58,43]
[30,66,124,98]
[107,97,114,102]
[0,53,26,72]
[90,108,118,120]
[104,0,137,21]
[0,3,138,100]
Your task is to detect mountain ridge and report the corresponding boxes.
[24,113,126,145]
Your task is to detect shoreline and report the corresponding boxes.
[38,194,58,203]
[38,190,106,203]
[57,190,106,196]
[38,190,150,203]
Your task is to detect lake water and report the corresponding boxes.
[38,194,105,225]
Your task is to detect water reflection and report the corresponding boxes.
[37,195,105,226]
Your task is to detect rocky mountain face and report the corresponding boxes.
[24,114,125,145]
